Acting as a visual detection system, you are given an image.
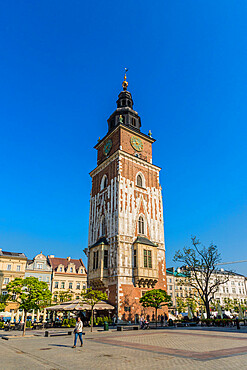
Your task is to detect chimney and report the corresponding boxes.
[67,256,71,261]
[49,255,54,258]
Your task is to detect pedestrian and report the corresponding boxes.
[160,314,164,327]
[140,315,144,329]
[72,317,83,348]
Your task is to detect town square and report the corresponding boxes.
[0,1,247,369]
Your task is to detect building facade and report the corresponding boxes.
[87,75,167,320]
[48,255,87,302]
[0,249,27,311]
[25,252,52,289]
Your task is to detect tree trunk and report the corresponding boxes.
[205,299,210,320]
[23,311,27,337]
[91,307,94,332]
[155,308,157,328]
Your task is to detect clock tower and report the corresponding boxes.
[87,73,167,320]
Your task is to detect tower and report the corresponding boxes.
[87,73,167,320]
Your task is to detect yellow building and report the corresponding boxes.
[48,255,87,302]
[0,249,27,311]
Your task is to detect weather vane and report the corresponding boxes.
[122,68,129,91]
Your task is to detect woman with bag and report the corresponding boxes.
[72,317,83,348]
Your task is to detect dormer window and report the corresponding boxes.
[70,267,73,273]
[59,267,62,272]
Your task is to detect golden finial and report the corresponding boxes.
[122,68,128,91]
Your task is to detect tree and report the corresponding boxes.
[56,290,73,303]
[140,289,172,327]
[0,294,9,311]
[174,237,231,319]
[7,277,52,336]
[81,288,107,332]
[176,297,187,313]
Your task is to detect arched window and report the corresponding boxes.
[100,175,108,190]
[137,174,143,187]
[101,216,106,236]
[138,215,145,235]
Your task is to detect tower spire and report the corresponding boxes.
[122,68,128,91]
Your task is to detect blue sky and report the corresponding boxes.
[0,1,246,274]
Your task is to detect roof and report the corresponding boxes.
[133,236,157,247]
[48,256,86,272]
[90,237,109,249]
[0,250,27,258]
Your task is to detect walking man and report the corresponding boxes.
[72,317,83,348]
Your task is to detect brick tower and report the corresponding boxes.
[87,72,167,321]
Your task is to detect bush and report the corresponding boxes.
[69,318,76,327]
[26,320,32,328]
[62,318,70,327]
[0,322,4,329]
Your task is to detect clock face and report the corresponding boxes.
[130,136,143,152]
[103,139,112,156]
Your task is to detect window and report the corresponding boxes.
[101,217,106,236]
[138,216,145,235]
[104,250,108,269]
[76,283,80,290]
[69,282,73,289]
[70,267,73,273]
[132,118,136,126]
[169,285,172,290]
[133,249,137,268]
[137,174,143,187]
[2,291,8,296]
[100,175,108,190]
[80,268,84,274]
[4,278,9,285]
[37,263,43,269]
[169,278,172,283]
[54,295,57,302]
[83,284,86,290]
[54,282,59,289]
[93,251,99,270]
[59,267,62,272]
[148,250,152,268]
[16,265,21,271]
[61,282,65,289]
[144,250,147,268]
[46,276,49,282]
[39,277,42,281]
[76,296,80,300]
[7,265,11,271]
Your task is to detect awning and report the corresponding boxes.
[46,300,115,312]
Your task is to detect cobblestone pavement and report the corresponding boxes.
[0,327,247,369]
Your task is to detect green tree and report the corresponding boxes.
[58,290,73,303]
[140,289,172,327]
[176,297,187,313]
[0,294,9,311]
[223,298,234,311]
[81,288,107,332]
[186,297,197,314]
[174,237,230,319]
[7,277,52,336]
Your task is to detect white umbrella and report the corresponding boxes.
[42,308,47,323]
[16,309,20,322]
[217,303,223,319]
[188,306,193,320]
[31,309,35,322]
[20,311,25,323]
[37,309,40,322]
[0,311,11,318]
[10,311,15,323]
[238,303,244,320]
